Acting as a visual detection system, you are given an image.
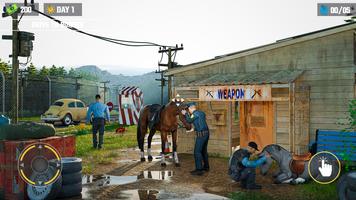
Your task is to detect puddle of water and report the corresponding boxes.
[137,171,174,181]
[117,190,228,200]
[82,175,138,186]
[82,171,174,186]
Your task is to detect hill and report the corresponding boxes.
[75,65,168,105]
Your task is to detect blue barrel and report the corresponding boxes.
[0,115,10,126]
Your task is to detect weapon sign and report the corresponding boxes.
[251,89,262,99]
[205,90,213,98]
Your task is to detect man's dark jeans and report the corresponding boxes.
[240,167,256,187]
[194,133,209,170]
[92,118,105,148]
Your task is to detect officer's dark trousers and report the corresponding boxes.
[240,167,256,187]
[194,133,209,170]
[92,118,105,148]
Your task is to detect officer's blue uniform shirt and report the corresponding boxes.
[241,149,267,168]
[185,110,209,132]
[86,102,110,122]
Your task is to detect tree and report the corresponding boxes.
[49,65,58,76]
[68,67,77,77]
[57,66,67,77]
[26,63,38,77]
[39,66,50,77]
[0,59,11,76]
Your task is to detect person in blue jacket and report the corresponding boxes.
[181,102,210,176]
[86,94,110,149]
[231,142,269,189]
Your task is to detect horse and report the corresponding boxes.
[337,171,356,200]
[259,144,312,184]
[136,98,191,167]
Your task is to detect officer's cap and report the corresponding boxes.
[186,102,197,108]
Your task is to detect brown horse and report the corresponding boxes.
[137,98,191,166]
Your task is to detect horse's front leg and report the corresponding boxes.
[274,172,293,184]
[160,132,168,167]
[172,129,180,167]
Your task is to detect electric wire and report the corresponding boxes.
[31,8,174,48]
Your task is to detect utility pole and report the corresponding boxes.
[100,81,110,103]
[2,3,35,123]
[2,9,20,123]
[157,44,183,102]
[74,76,82,99]
[11,13,19,123]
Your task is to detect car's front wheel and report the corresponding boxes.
[62,114,72,126]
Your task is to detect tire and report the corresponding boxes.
[57,182,82,198]
[27,166,62,200]
[61,157,82,174]
[62,171,82,185]
[346,172,356,191]
[347,189,356,200]
[337,173,348,200]
[62,114,72,126]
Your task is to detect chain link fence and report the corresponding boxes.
[0,75,111,118]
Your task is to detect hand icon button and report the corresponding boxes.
[318,159,332,177]
[308,151,341,184]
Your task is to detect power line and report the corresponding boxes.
[31,8,174,48]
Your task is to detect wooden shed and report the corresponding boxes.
[166,22,356,157]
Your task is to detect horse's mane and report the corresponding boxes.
[262,144,289,154]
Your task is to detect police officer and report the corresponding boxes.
[228,141,269,189]
[181,102,209,176]
[86,94,110,149]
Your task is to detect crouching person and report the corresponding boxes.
[228,141,269,190]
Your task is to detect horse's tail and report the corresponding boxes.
[137,106,146,151]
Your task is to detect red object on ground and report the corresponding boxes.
[115,127,126,134]
[107,102,114,112]
[0,135,76,200]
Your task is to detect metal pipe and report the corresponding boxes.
[0,71,5,113]
[46,76,51,107]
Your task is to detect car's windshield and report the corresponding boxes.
[53,101,64,107]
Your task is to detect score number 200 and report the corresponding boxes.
[20,6,32,14]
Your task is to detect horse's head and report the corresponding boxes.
[167,95,192,130]
[259,144,283,176]
[170,94,188,114]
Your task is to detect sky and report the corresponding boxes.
[0,0,355,75]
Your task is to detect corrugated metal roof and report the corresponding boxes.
[166,22,356,76]
[178,70,304,87]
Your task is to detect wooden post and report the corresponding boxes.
[227,101,232,155]
[289,83,295,153]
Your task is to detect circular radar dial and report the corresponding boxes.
[18,143,62,186]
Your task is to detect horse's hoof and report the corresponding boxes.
[140,158,146,162]
[148,156,153,161]
[161,163,167,167]
[175,163,181,167]
[290,180,297,185]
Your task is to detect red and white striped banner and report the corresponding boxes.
[118,86,143,125]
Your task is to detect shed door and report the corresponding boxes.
[240,101,274,150]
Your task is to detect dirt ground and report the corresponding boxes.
[68,135,299,200]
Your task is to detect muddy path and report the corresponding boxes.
[66,135,298,200]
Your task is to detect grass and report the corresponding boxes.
[230,181,338,200]
[230,191,275,200]
[74,125,137,174]
[19,116,41,122]
[296,181,338,200]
